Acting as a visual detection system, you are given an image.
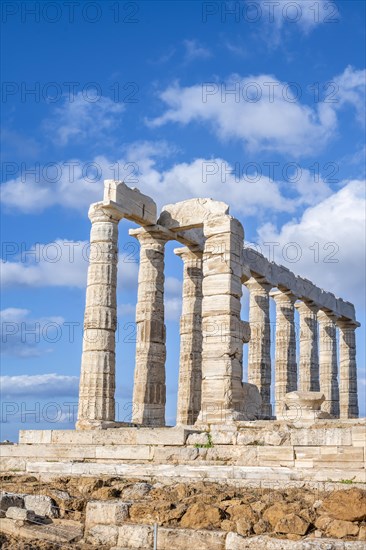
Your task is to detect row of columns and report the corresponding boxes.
[77,204,359,429]
[246,279,359,419]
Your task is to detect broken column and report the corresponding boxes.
[76,203,121,430]
[197,215,245,424]
[246,276,272,418]
[271,289,297,418]
[337,319,359,419]
[175,247,203,425]
[130,227,169,427]
[318,309,340,417]
[296,300,320,392]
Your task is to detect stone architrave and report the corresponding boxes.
[175,247,203,425]
[296,300,320,393]
[318,309,340,417]
[76,203,122,430]
[337,319,359,419]
[246,277,272,418]
[130,227,169,427]
[270,289,297,418]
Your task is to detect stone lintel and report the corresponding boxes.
[243,249,356,322]
[158,198,230,231]
[295,299,319,313]
[174,245,203,258]
[269,288,297,303]
[129,225,204,248]
[337,318,361,329]
[103,180,157,225]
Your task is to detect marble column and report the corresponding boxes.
[337,319,359,419]
[296,300,320,392]
[76,203,121,430]
[318,310,339,417]
[270,289,297,418]
[246,277,272,418]
[175,247,203,425]
[130,227,168,426]
[197,215,245,424]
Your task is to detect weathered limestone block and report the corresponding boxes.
[85,500,130,528]
[175,247,203,426]
[153,446,199,463]
[130,228,169,427]
[271,290,297,418]
[95,444,153,460]
[103,179,157,225]
[157,527,227,550]
[246,277,272,418]
[318,310,340,417]
[296,301,320,392]
[117,524,154,548]
[19,430,52,444]
[77,203,121,430]
[352,425,366,446]
[290,427,352,446]
[158,198,229,230]
[206,445,257,465]
[338,319,359,419]
[257,446,295,467]
[24,495,58,518]
[86,524,119,546]
[6,507,35,522]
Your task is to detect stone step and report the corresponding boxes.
[2,442,364,469]
[16,461,366,484]
[19,426,195,446]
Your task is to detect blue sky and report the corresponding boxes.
[1,0,365,440]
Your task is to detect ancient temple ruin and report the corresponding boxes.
[76,180,359,430]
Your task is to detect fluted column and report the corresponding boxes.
[130,227,169,426]
[296,300,320,392]
[175,247,203,425]
[318,310,339,417]
[246,277,272,418]
[197,216,245,424]
[337,319,359,419]
[271,289,297,417]
[76,203,121,430]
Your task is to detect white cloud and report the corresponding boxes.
[1,308,64,358]
[183,39,211,62]
[255,0,340,47]
[43,92,124,146]
[0,373,79,397]
[0,148,293,217]
[147,67,365,156]
[257,179,366,306]
[1,240,138,289]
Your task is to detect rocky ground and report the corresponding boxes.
[0,475,365,548]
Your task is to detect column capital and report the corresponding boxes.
[129,225,171,245]
[88,202,123,224]
[295,300,319,314]
[245,276,272,293]
[270,288,297,304]
[337,318,360,330]
[318,309,339,323]
[174,246,203,261]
